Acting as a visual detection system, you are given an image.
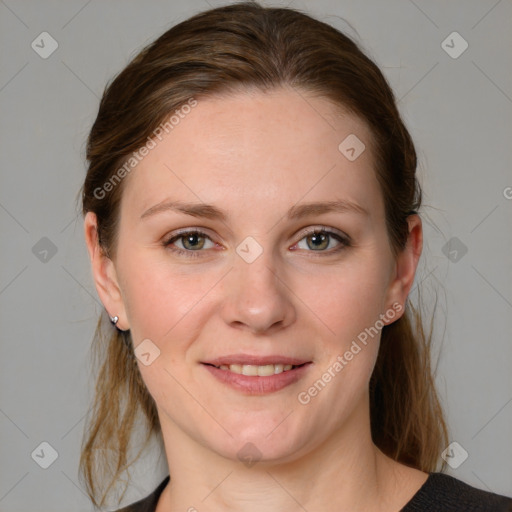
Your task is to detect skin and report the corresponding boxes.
[85,86,428,512]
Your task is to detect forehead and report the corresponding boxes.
[120,87,382,222]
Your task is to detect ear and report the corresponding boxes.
[84,212,129,331]
[383,214,423,323]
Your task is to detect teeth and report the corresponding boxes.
[217,363,296,375]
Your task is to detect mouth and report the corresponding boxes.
[200,356,313,394]
[203,362,308,376]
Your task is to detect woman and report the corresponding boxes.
[79,3,512,511]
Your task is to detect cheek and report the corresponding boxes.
[117,249,212,339]
[289,255,391,400]
[292,256,391,345]
[292,264,389,418]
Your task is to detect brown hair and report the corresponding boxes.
[79,2,448,508]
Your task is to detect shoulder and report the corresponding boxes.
[112,475,170,512]
[401,472,512,512]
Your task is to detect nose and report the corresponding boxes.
[220,250,297,335]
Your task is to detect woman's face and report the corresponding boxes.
[86,87,421,464]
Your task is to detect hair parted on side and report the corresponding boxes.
[79,2,448,508]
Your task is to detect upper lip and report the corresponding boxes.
[202,354,312,366]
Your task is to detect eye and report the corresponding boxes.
[163,230,216,257]
[292,228,349,253]
[162,227,350,258]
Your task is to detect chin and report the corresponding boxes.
[209,420,309,466]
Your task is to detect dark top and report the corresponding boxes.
[115,472,512,511]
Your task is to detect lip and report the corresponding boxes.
[201,358,313,395]
[202,354,311,366]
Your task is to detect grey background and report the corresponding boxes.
[1,0,511,510]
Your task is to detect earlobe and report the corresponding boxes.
[384,215,423,322]
[84,212,129,330]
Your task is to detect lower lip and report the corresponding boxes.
[202,363,312,394]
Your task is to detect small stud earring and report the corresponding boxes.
[109,315,119,326]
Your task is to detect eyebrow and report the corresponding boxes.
[140,199,368,222]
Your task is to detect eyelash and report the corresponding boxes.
[162,227,351,259]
